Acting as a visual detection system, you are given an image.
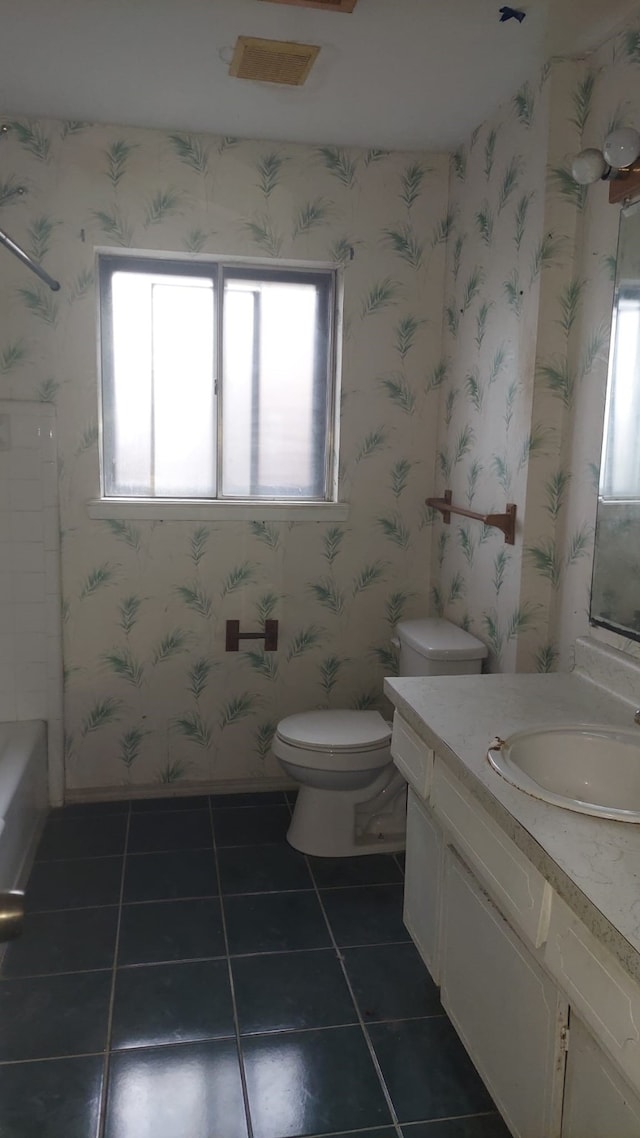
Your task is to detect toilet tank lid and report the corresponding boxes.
[396,618,488,660]
[277,710,391,751]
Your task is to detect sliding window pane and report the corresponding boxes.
[221,275,329,499]
[104,270,215,497]
[151,280,215,497]
[107,271,153,496]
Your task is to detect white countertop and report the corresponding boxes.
[384,652,640,984]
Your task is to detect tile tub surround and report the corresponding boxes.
[0,400,64,804]
[0,791,509,1138]
[384,636,640,984]
[0,719,48,895]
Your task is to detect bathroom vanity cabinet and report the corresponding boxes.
[561,1014,640,1138]
[404,787,442,980]
[391,710,640,1138]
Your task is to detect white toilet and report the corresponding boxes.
[273,617,488,857]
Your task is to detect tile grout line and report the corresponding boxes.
[0,1011,451,1066]
[96,800,132,1138]
[305,856,404,1138]
[0,1049,107,1068]
[1,937,416,984]
[25,881,405,917]
[296,1111,502,1138]
[32,848,220,864]
[33,853,136,865]
[36,839,313,864]
[208,797,255,1138]
[281,794,403,1138]
[25,895,218,916]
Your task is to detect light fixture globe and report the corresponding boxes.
[571,148,608,185]
[603,127,640,169]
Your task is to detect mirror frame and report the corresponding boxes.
[589,180,640,644]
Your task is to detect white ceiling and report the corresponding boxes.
[0,0,637,151]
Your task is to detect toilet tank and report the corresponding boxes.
[396,618,487,677]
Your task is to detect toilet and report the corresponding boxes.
[273,617,488,857]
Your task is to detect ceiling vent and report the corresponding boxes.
[257,0,358,11]
[229,36,320,85]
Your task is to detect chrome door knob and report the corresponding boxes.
[0,891,25,942]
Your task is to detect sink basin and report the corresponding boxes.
[487,725,640,822]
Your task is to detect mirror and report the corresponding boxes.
[590,200,640,642]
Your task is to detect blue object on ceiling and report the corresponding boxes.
[498,6,526,23]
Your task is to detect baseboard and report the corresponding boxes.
[63,775,296,806]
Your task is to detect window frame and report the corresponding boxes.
[96,252,341,509]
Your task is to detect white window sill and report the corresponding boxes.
[87,498,350,522]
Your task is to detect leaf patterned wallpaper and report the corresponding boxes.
[553,25,640,664]
[0,119,449,792]
[432,23,640,676]
[2,13,640,796]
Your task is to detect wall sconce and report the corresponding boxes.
[602,126,640,169]
[572,127,640,203]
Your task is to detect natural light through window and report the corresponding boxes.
[109,271,215,497]
[601,288,640,500]
[222,278,320,498]
[99,256,337,504]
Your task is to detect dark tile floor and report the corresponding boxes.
[0,791,510,1138]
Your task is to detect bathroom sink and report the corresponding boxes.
[487,725,640,822]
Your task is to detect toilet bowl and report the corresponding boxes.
[273,710,406,857]
[274,618,488,858]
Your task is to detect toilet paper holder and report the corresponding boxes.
[226,619,278,652]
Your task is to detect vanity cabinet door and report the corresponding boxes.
[561,1015,640,1138]
[403,788,443,983]
[441,848,566,1138]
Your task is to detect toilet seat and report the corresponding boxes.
[274,710,392,774]
[276,710,391,753]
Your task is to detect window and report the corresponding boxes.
[600,284,640,500]
[98,255,338,503]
